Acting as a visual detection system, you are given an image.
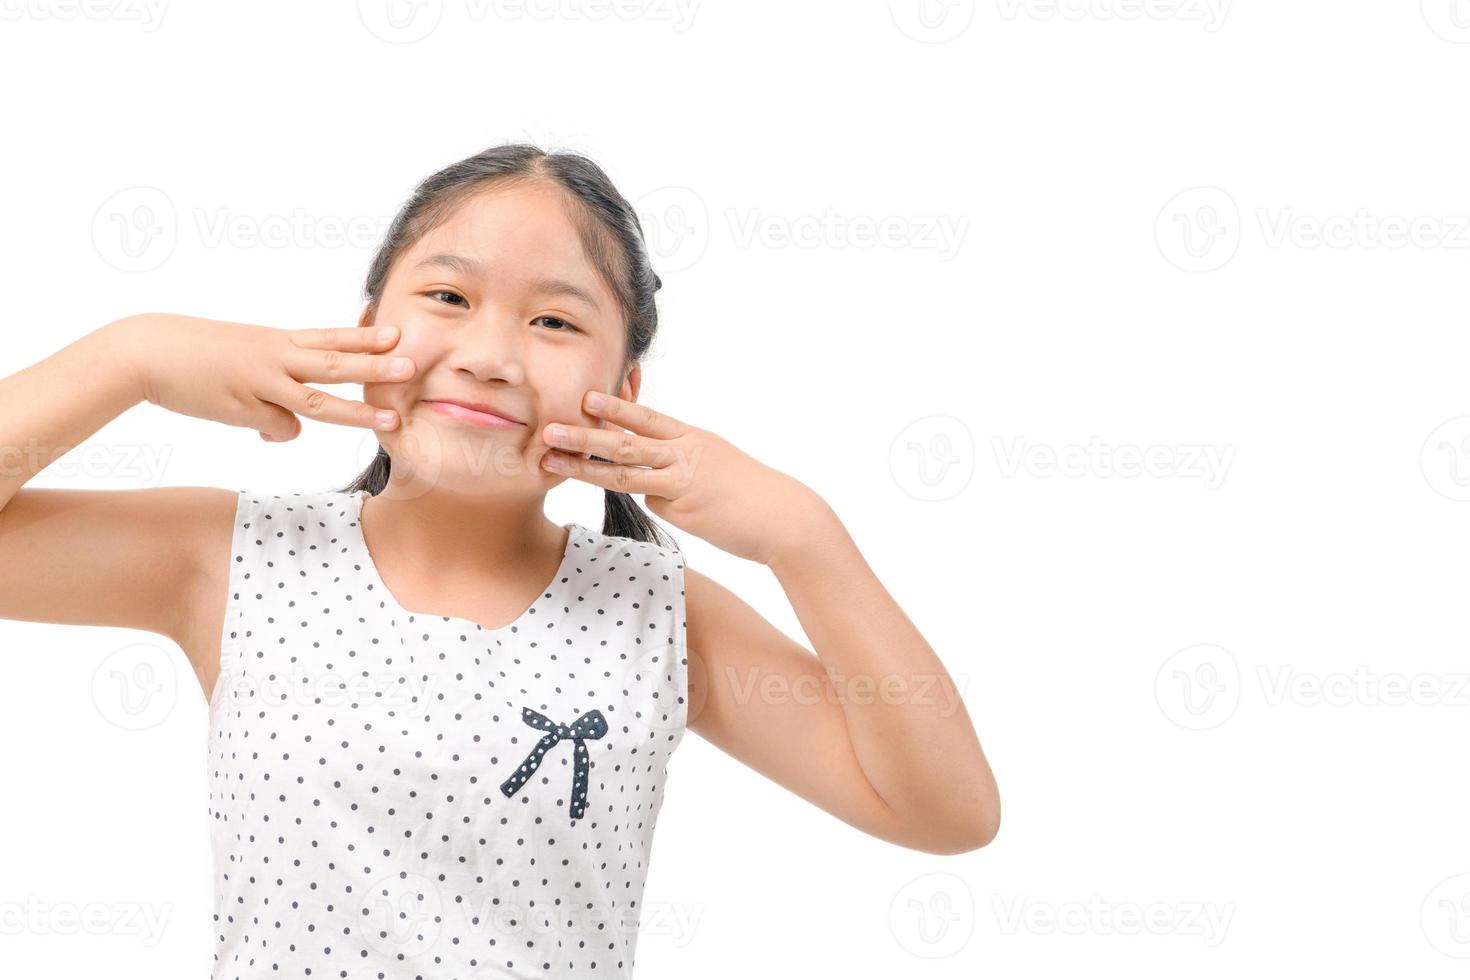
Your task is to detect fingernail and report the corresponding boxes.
[545,424,567,444]
[585,392,605,410]
[377,326,396,343]
[375,410,397,428]
[391,357,413,376]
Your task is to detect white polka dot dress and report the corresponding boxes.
[207,489,689,979]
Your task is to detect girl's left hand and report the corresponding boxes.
[540,390,827,566]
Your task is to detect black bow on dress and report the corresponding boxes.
[499,706,608,819]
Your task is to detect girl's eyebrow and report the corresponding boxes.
[416,252,603,313]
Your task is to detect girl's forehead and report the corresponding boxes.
[406,184,602,282]
[426,188,579,257]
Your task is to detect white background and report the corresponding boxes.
[1,1,1468,977]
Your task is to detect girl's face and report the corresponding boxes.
[360,180,638,498]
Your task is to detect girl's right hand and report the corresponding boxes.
[115,313,414,442]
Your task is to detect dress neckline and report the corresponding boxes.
[348,489,583,635]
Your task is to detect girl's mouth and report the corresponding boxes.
[423,399,526,430]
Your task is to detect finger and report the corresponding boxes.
[288,324,402,352]
[581,392,687,440]
[542,449,675,496]
[281,345,416,385]
[254,400,300,442]
[266,381,400,430]
[544,423,676,468]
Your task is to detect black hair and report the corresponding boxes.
[338,142,676,550]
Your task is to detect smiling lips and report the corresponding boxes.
[423,399,526,429]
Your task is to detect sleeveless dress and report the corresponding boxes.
[206,489,689,980]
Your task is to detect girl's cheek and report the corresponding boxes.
[364,322,442,404]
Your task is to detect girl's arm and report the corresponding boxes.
[537,391,1000,854]
[0,316,223,648]
[0,316,145,513]
[684,498,999,855]
[0,314,411,694]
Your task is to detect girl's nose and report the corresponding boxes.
[445,313,528,385]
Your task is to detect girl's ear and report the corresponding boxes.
[619,362,642,404]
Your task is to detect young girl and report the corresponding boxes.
[0,143,999,979]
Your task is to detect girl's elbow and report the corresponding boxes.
[910,792,1001,855]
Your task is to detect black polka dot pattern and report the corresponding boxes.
[207,489,689,979]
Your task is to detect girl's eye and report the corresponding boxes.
[533,315,579,333]
[428,289,468,307]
